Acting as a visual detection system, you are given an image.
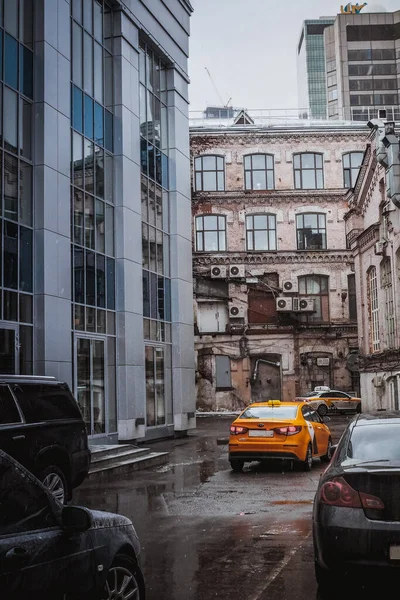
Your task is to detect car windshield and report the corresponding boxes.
[240,406,299,420]
[345,424,400,464]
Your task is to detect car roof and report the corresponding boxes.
[355,411,400,425]
[245,401,304,407]
[0,375,65,385]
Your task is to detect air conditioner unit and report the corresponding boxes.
[317,358,330,367]
[229,303,245,318]
[374,241,385,256]
[299,298,315,312]
[211,265,227,279]
[276,297,293,312]
[229,265,245,278]
[282,279,298,294]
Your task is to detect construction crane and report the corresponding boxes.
[204,67,231,106]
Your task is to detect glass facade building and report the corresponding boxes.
[297,18,335,120]
[0,0,195,443]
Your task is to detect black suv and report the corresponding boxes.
[0,375,91,503]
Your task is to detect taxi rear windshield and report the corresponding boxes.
[240,406,298,420]
[299,392,321,398]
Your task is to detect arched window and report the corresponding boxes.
[244,154,274,190]
[195,215,226,251]
[194,156,225,191]
[343,152,363,188]
[298,275,329,322]
[368,267,380,352]
[381,258,395,348]
[293,153,324,190]
[296,213,326,250]
[246,214,276,251]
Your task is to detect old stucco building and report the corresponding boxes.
[346,122,400,411]
[190,119,368,411]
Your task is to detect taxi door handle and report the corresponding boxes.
[12,435,25,441]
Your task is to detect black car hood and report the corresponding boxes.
[89,509,133,529]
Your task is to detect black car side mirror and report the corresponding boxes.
[61,506,92,533]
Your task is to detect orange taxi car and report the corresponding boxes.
[228,400,332,472]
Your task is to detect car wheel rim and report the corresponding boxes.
[42,473,65,504]
[102,566,140,600]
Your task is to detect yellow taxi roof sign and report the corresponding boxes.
[266,400,281,406]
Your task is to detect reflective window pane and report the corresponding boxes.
[95,199,105,253]
[83,0,93,34]
[20,99,32,159]
[4,1,17,37]
[72,132,83,186]
[20,0,33,48]
[84,139,94,194]
[19,325,33,374]
[84,194,95,248]
[20,293,33,323]
[74,304,85,330]
[4,153,18,221]
[4,290,17,321]
[83,33,93,95]
[93,1,103,41]
[20,227,32,292]
[94,42,103,103]
[94,102,103,146]
[74,247,84,303]
[73,188,84,245]
[72,86,83,133]
[4,221,18,289]
[86,250,95,305]
[104,153,113,202]
[72,22,83,87]
[106,257,115,309]
[96,254,105,308]
[4,34,18,89]
[84,94,94,139]
[20,45,33,99]
[95,146,104,198]
[104,110,113,152]
[104,51,113,108]
[4,87,17,153]
[19,161,32,227]
[72,0,82,23]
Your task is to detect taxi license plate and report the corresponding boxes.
[248,430,274,437]
[390,546,400,560]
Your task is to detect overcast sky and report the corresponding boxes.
[188,0,399,113]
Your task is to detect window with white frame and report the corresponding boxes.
[194,156,225,191]
[296,213,326,250]
[381,258,395,348]
[343,152,363,188]
[293,153,324,190]
[244,154,274,190]
[368,267,380,352]
[195,215,226,251]
[246,214,277,251]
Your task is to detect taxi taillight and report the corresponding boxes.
[230,426,249,435]
[274,425,302,436]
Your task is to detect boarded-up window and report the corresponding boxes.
[348,274,357,321]
[215,355,231,389]
[248,289,277,324]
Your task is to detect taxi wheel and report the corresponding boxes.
[321,438,332,463]
[230,459,244,473]
[317,404,328,417]
[303,444,313,472]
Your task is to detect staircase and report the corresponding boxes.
[88,444,169,480]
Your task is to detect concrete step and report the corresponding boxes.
[90,445,150,469]
[88,450,169,480]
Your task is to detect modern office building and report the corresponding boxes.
[324,6,400,121]
[297,18,335,120]
[0,0,196,443]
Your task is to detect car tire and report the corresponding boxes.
[356,403,361,414]
[320,438,332,463]
[37,465,69,505]
[101,553,145,600]
[230,459,244,473]
[303,444,313,472]
[317,404,328,417]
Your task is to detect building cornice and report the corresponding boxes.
[190,129,368,142]
[193,250,354,267]
[192,189,348,205]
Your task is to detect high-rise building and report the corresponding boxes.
[297,18,335,120]
[0,0,195,443]
[324,6,400,121]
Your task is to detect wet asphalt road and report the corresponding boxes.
[74,415,372,600]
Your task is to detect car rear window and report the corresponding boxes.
[240,406,299,420]
[12,384,82,423]
[299,392,320,398]
[347,424,400,461]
